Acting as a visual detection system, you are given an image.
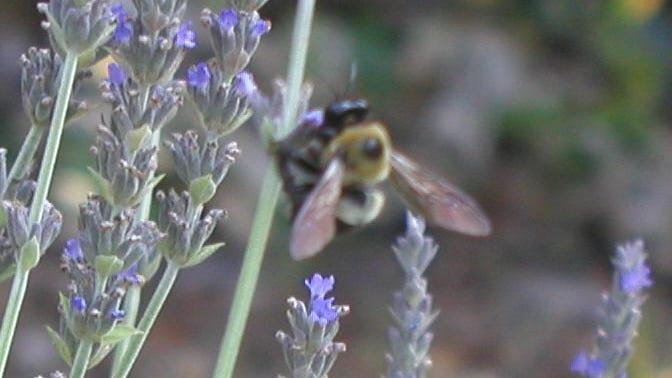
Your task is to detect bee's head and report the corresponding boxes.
[325,122,391,185]
[324,99,369,130]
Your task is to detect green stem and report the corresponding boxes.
[8,125,45,183]
[112,260,180,378]
[280,0,316,138]
[0,269,28,376]
[136,129,160,220]
[211,2,315,377]
[29,51,78,223]
[0,50,78,376]
[69,339,94,378]
[212,167,282,378]
[111,86,158,376]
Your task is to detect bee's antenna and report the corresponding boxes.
[307,61,360,102]
[345,61,359,98]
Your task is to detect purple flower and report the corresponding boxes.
[217,9,239,31]
[63,238,83,261]
[175,22,197,49]
[302,109,324,127]
[108,309,125,320]
[107,63,127,86]
[309,296,338,326]
[250,19,271,38]
[305,273,334,299]
[70,296,87,315]
[616,240,653,294]
[111,3,133,43]
[570,351,606,378]
[187,62,211,91]
[116,263,143,285]
[620,264,653,293]
[233,71,257,98]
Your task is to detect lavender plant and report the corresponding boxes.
[0,1,114,374]
[277,273,349,378]
[386,212,439,378]
[570,239,653,378]
[101,1,268,377]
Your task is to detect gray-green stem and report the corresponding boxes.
[8,125,45,184]
[211,1,316,377]
[0,50,78,376]
[112,260,180,378]
[111,86,158,375]
[69,339,94,378]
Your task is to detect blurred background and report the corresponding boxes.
[3,0,672,377]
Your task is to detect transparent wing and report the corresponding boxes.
[290,157,345,260]
[390,151,491,236]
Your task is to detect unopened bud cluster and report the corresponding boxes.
[186,3,270,137]
[108,1,196,85]
[37,0,116,56]
[100,63,184,134]
[21,47,88,127]
[386,213,438,378]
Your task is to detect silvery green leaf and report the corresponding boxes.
[189,174,217,206]
[94,255,124,278]
[0,264,16,283]
[18,237,40,272]
[125,125,152,153]
[0,206,7,229]
[88,343,113,368]
[99,324,142,345]
[182,242,225,268]
[46,326,73,366]
[87,167,114,204]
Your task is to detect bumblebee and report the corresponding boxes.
[275,99,491,260]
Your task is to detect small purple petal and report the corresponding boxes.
[302,109,324,127]
[586,358,606,378]
[218,9,239,31]
[108,309,125,320]
[175,22,197,49]
[107,63,127,86]
[570,351,590,374]
[187,62,211,91]
[63,238,83,261]
[70,296,87,315]
[309,296,338,326]
[111,4,133,43]
[305,273,335,299]
[117,263,142,285]
[233,71,257,98]
[620,264,653,293]
[570,351,606,378]
[250,19,271,38]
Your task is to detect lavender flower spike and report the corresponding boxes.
[386,212,439,378]
[571,239,653,378]
[277,273,349,378]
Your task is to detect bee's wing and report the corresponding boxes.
[390,151,491,236]
[290,157,345,260]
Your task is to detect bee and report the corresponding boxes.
[274,99,491,260]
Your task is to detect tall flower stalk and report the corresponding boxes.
[571,239,653,378]
[212,1,316,377]
[103,0,198,372]
[386,212,439,378]
[0,1,115,374]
